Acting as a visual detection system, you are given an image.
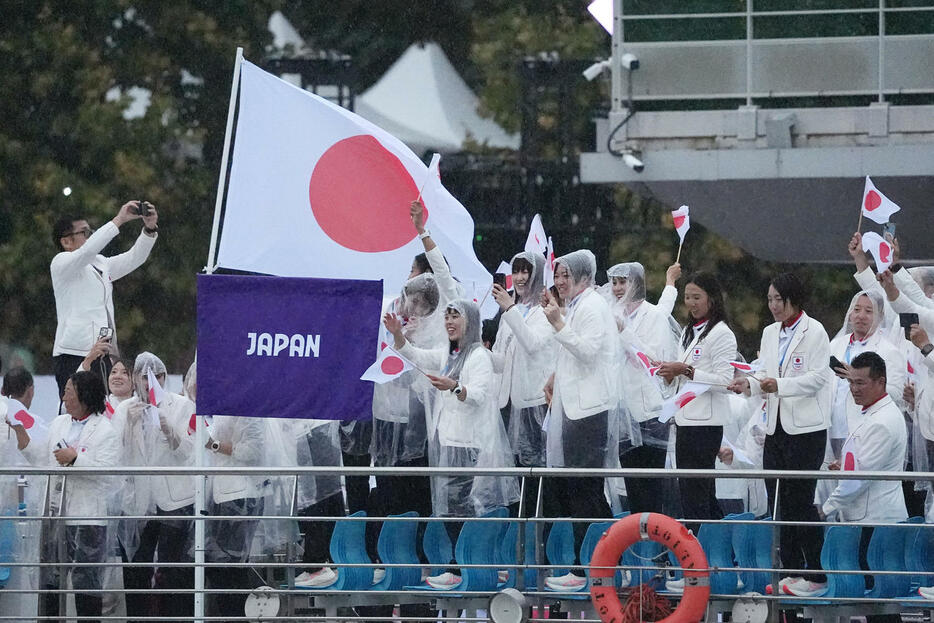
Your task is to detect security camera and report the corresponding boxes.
[582,59,611,82]
[622,152,644,173]
[621,53,640,71]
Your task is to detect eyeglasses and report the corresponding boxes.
[65,228,93,239]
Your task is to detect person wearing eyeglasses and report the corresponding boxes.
[50,201,159,398]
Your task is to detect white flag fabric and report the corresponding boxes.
[671,205,690,243]
[861,231,894,273]
[361,342,415,384]
[545,236,556,288]
[147,369,166,407]
[659,381,711,423]
[524,214,548,256]
[861,176,900,225]
[835,435,862,497]
[216,60,491,298]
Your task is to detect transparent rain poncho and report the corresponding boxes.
[546,252,621,472]
[909,266,934,297]
[371,273,446,467]
[288,419,344,510]
[491,251,554,467]
[399,299,520,517]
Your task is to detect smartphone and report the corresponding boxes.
[99,327,113,342]
[883,222,896,240]
[55,439,68,451]
[829,355,846,373]
[492,273,507,288]
[134,200,153,217]
[900,312,920,339]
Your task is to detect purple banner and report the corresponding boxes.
[197,274,381,420]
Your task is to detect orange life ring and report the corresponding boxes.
[590,513,710,623]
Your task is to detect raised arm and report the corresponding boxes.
[411,200,460,302]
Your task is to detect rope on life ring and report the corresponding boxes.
[590,513,710,623]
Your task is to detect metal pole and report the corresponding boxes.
[612,0,624,115]
[746,0,754,106]
[878,0,885,103]
[205,47,244,273]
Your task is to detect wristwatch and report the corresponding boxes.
[210,440,221,453]
[418,229,431,240]
[922,343,934,357]
[452,383,463,396]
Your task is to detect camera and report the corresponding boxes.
[582,59,611,82]
[99,327,113,342]
[134,200,153,217]
[621,53,640,71]
[622,152,645,173]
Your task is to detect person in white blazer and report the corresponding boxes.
[540,250,619,590]
[50,201,159,396]
[728,273,833,598]
[385,298,518,589]
[608,261,682,515]
[657,272,736,527]
[491,251,556,514]
[821,352,908,619]
[20,371,118,622]
[109,352,197,621]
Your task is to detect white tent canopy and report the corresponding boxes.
[355,42,519,154]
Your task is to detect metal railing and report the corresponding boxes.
[1,465,933,622]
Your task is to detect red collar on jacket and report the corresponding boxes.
[782,310,804,328]
[861,394,887,413]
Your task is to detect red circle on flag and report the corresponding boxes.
[381,356,405,375]
[309,135,427,252]
[879,242,891,263]
[13,410,34,430]
[864,190,881,212]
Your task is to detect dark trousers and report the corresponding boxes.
[675,425,724,532]
[123,505,194,622]
[620,444,668,514]
[44,524,106,623]
[859,528,903,623]
[54,354,113,399]
[298,493,346,565]
[544,411,611,574]
[764,420,827,583]
[342,451,372,514]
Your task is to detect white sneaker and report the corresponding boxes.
[918,586,934,600]
[765,576,800,595]
[294,571,312,583]
[372,568,386,584]
[545,572,587,591]
[782,578,828,597]
[295,567,338,588]
[426,571,462,589]
[665,578,684,593]
[498,570,509,583]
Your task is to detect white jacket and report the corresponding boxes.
[24,413,119,526]
[889,293,934,374]
[821,395,908,522]
[207,415,267,504]
[551,288,619,421]
[752,312,833,435]
[426,246,465,305]
[673,321,737,426]
[51,222,156,356]
[111,393,197,512]
[828,331,906,439]
[399,342,495,448]
[491,304,556,409]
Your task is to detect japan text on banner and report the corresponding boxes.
[862,176,901,225]
[216,60,491,299]
[196,274,382,420]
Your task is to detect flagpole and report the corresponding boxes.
[205,47,244,274]
[857,210,863,234]
[675,239,684,264]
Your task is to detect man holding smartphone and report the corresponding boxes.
[50,200,159,397]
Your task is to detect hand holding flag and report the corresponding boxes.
[147,369,167,407]
[671,205,690,263]
[861,231,894,273]
[360,341,417,384]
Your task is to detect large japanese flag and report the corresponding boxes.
[862,176,901,225]
[216,60,492,297]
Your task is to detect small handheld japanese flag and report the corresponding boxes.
[862,177,901,225]
[671,206,690,243]
[627,345,660,379]
[147,369,166,407]
[361,342,415,384]
[834,435,863,497]
[659,381,711,423]
[861,231,894,273]
[525,214,549,256]
[545,236,556,289]
[728,360,762,375]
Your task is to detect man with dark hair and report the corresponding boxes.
[51,201,159,397]
[822,351,907,623]
[1,366,34,406]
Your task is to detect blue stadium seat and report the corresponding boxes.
[866,524,910,599]
[301,510,372,591]
[545,520,575,577]
[454,507,507,592]
[372,511,421,591]
[422,517,454,577]
[0,513,13,588]
[496,520,517,589]
[732,514,770,593]
[820,525,863,598]
[581,521,616,588]
[904,517,934,591]
[697,514,744,595]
